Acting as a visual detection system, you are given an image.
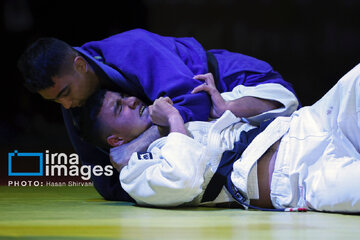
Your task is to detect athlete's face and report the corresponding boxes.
[38,56,99,109]
[98,91,152,147]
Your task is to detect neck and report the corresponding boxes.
[87,64,101,88]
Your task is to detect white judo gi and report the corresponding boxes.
[119,83,298,207]
[232,64,360,213]
[120,69,360,212]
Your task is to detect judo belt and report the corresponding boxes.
[225,166,306,212]
[201,118,274,203]
[206,51,220,83]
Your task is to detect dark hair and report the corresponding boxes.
[17,37,78,93]
[78,89,110,150]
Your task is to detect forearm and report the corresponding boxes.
[110,125,161,172]
[168,114,187,135]
[132,125,161,150]
[224,96,282,118]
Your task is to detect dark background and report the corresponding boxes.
[2,0,360,183]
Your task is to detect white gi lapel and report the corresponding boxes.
[207,111,240,172]
[231,116,291,199]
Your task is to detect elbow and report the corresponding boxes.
[166,172,203,198]
[160,166,201,192]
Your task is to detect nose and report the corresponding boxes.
[124,97,138,109]
[58,99,73,109]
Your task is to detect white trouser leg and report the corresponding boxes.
[304,64,360,212]
[304,136,360,212]
[310,63,360,152]
[271,64,360,212]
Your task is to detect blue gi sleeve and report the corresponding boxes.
[81,29,212,122]
[61,107,134,202]
[208,49,300,106]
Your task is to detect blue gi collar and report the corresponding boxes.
[73,47,146,99]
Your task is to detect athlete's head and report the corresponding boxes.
[18,38,99,109]
[79,89,152,149]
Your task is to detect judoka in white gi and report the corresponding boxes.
[80,65,360,213]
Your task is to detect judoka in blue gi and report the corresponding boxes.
[80,64,360,213]
[17,29,299,201]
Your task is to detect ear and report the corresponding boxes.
[73,56,88,73]
[107,135,125,147]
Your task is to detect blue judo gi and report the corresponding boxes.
[63,29,298,201]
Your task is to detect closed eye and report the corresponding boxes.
[62,87,71,97]
[51,85,70,101]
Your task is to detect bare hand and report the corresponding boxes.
[192,73,227,118]
[149,97,180,126]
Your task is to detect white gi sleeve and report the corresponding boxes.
[221,83,299,125]
[119,132,208,207]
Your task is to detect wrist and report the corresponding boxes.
[168,113,187,135]
[223,101,233,112]
[212,100,228,118]
[168,113,184,126]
